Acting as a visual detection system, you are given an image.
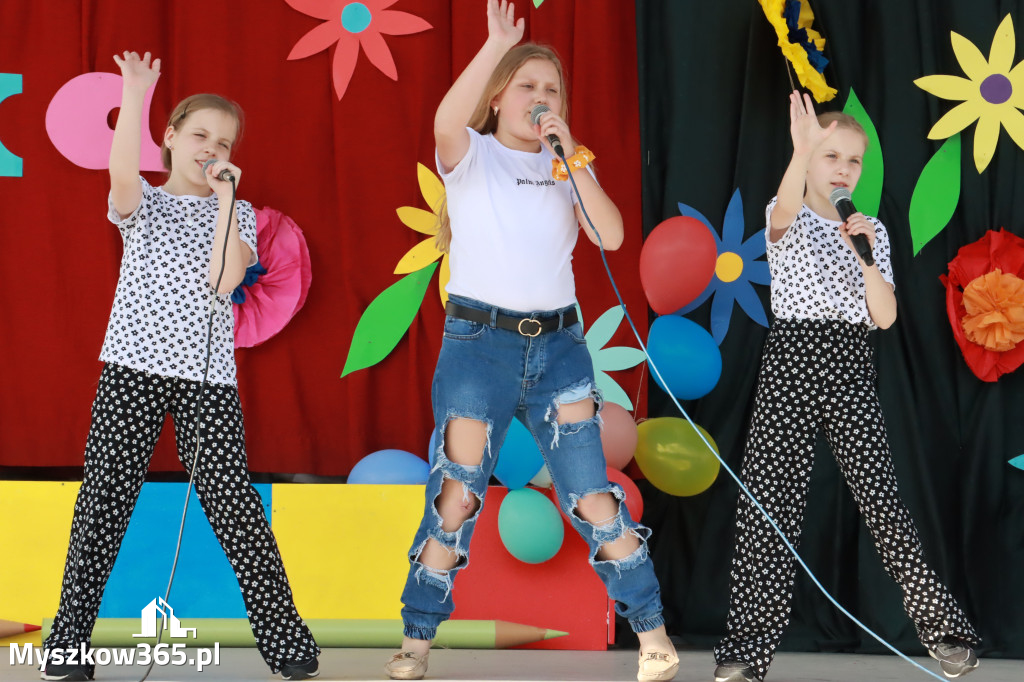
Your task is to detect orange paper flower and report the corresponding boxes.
[961,269,1024,351]
[941,229,1024,380]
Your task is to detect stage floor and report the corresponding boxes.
[3,648,1020,682]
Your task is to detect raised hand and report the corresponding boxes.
[789,90,835,156]
[486,0,525,49]
[113,51,161,90]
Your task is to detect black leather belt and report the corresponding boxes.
[445,302,578,338]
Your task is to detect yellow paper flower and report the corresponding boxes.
[758,0,837,103]
[915,14,1024,173]
[394,163,450,307]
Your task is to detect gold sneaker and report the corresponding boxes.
[637,648,680,681]
[385,651,429,680]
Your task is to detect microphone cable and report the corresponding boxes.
[561,153,948,682]
[137,177,237,682]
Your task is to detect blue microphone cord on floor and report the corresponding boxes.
[561,156,946,682]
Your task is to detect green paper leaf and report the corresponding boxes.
[341,263,438,377]
[1009,454,1024,470]
[595,370,633,411]
[909,134,961,255]
[844,88,884,217]
[533,0,545,7]
[585,306,624,349]
[597,346,647,372]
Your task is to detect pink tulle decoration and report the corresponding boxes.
[233,207,312,348]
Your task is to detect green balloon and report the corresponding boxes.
[634,417,720,496]
[497,488,564,563]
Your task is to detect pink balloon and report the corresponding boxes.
[607,467,643,522]
[601,402,638,470]
[639,216,717,314]
[45,72,163,171]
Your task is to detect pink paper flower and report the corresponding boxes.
[285,0,432,100]
[233,207,312,348]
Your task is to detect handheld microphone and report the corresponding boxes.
[202,158,235,183]
[530,104,565,158]
[829,187,874,266]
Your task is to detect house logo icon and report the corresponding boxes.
[133,597,197,639]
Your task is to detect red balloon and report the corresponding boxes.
[639,216,717,314]
[601,402,638,470]
[607,467,644,522]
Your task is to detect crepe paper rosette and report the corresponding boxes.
[940,228,1024,382]
[285,0,432,100]
[232,207,312,348]
[394,163,450,307]
[676,189,771,345]
[915,14,1024,174]
[757,0,837,102]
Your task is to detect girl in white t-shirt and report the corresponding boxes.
[42,52,319,682]
[386,3,677,682]
[712,91,979,682]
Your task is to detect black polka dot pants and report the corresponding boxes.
[714,319,979,681]
[45,363,319,673]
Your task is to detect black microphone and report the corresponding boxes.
[829,187,874,266]
[530,104,565,158]
[202,158,235,183]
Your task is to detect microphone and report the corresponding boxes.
[530,104,565,158]
[202,158,235,183]
[829,187,874,266]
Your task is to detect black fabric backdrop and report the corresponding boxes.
[636,0,1024,659]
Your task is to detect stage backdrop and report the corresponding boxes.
[637,0,1023,660]
[0,0,646,474]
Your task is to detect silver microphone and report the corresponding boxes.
[530,104,565,158]
[202,158,235,182]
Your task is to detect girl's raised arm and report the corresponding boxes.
[770,91,835,239]
[434,0,523,171]
[109,51,160,218]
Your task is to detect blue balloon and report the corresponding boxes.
[647,315,722,400]
[495,419,545,489]
[348,449,429,484]
[425,420,545,489]
[428,430,438,467]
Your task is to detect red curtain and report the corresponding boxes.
[0,0,646,475]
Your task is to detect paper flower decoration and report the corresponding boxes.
[940,229,1024,381]
[677,189,771,344]
[915,14,1024,173]
[233,207,312,348]
[394,162,450,307]
[285,0,431,100]
[757,0,837,102]
[581,306,646,410]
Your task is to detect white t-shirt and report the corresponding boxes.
[438,128,586,312]
[765,197,895,329]
[100,176,257,385]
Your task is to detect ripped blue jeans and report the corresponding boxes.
[400,295,665,640]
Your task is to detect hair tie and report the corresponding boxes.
[551,146,596,181]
